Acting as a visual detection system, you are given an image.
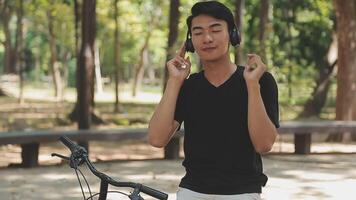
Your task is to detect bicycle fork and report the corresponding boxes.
[98,180,108,200]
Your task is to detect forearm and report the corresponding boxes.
[247,83,277,154]
[148,78,183,147]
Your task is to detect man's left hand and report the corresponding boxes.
[243,54,267,86]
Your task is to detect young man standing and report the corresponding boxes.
[148,1,279,199]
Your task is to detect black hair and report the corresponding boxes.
[186,1,236,33]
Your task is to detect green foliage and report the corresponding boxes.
[236,0,335,110]
[0,0,337,120]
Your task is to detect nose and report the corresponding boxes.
[203,32,213,44]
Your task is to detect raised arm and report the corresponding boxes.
[148,44,191,148]
[244,54,278,154]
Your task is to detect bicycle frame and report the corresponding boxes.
[52,136,168,200]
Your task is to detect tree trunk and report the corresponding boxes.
[69,0,81,121]
[61,51,71,97]
[329,0,356,142]
[114,0,121,112]
[258,0,268,62]
[74,0,81,56]
[16,0,24,104]
[163,0,180,160]
[47,8,63,101]
[163,0,180,92]
[1,0,16,74]
[70,0,103,124]
[234,0,244,65]
[132,32,150,97]
[76,0,96,151]
[299,33,338,119]
[353,104,356,140]
[299,60,337,118]
[283,4,295,103]
[114,0,120,112]
[94,45,103,94]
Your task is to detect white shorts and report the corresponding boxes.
[176,187,261,200]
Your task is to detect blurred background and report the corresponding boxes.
[0,0,355,165]
[1,0,356,199]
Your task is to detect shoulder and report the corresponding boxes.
[238,65,277,89]
[184,71,203,85]
[259,71,277,86]
[179,72,202,92]
[259,71,278,95]
[237,65,276,83]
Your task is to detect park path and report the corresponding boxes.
[0,154,355,200]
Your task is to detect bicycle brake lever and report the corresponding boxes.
[129,184,144,200]
[68,146,88,169]
[51,153,70,160]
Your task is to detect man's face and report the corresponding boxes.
[191,14,230,62]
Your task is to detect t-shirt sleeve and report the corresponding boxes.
[259,72,280,128]
[174,80,187,130]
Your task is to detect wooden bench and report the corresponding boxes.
[277,120,356,154]
[1,121,356,168]
[166,120,356,157]
[0,128,148,168]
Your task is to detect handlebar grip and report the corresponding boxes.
[59,136,78,152]
[141,185,168,200]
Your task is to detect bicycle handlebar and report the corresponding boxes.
[59,136,78,152]
[58,136,168,200]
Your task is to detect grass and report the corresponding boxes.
[0,78,338,132]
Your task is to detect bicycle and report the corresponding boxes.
[51,136,169,200]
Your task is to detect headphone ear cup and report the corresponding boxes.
[185,39,195,52]
[230,28,241,46]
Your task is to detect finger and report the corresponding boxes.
[168,59,183,68]
[247,54,255,60]
[182,56,191,69]
[178,42,186,58]
[185,56,191,66]
[176,56,189,67]
[247,57,256,67]
[256,63,267,73]
[245,64,252,72]
[247,53,258,58]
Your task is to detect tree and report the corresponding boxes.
[16,0,25,104]
[47,2,63,100]
[258,0,269,62]
[234,0,244,65]
[298,33,338,119]
[329,0,356,141]
[76,0,96,151]
[132,0,162,97]
[74,0,81,55]
[113,0,121,112]
[164,0,180,160]
[69,0,103,124]
[1,0,17,74]
[132,32,149,97]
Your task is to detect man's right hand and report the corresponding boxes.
[166,43,191,83]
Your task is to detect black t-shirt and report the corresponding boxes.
[174,65,279,195]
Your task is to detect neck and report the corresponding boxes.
[202,54,236,86]
[201,53,236,82]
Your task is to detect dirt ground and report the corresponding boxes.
[0,94,355,199]
[0,154,355,200]
[1,140,356,200]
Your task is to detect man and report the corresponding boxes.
[148,1,279,199]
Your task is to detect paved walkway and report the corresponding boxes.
[0,154,355,200]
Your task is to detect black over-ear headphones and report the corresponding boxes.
[185,25,241,53]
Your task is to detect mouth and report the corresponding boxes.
[201,46,217,52]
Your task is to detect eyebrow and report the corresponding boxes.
[192,22,223,31]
